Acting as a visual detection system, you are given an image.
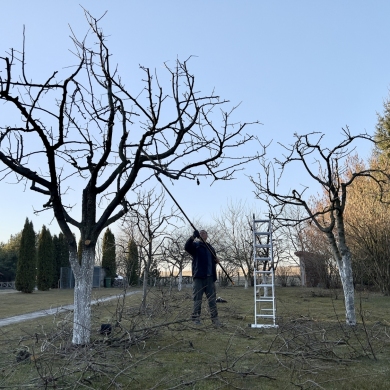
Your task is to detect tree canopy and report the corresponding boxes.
[0,11,259,344]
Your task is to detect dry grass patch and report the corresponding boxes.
[0,286,389,389]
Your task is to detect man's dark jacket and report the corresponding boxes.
[185,237,217,282]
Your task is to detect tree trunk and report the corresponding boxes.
[141,269,148,313]
[242,269,249,289]
[336,251,356,325]
[327,221,357,326]
[178,269,182,291]
[263,273,269,297]
[70,246,95,345]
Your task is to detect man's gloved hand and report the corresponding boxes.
[193,230,200,239]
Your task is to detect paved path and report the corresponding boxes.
[0,290,141,327]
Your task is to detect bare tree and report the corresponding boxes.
[273,205,337,288]
[122,188,180,312]
[251,130,387,325]
[213,201,257,288]
[0,12,260,344]
[161,229,192,291]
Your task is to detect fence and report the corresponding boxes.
[154,275,249,287]
[153,276,193,287]
[60,267,103,289]
[0,281,15,289]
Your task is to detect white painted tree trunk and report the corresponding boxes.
[178,270,182,291]
[335,252,356,325]
[244,276,249,289]
[69,247,95,345]
[327,225,356,326]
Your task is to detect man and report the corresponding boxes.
[185,229,222,326]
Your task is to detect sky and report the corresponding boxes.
[0,1,389,243]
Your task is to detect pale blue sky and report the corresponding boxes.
[0,1,389,243]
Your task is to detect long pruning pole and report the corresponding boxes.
[155,174,234,285]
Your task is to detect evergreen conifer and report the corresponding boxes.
[0,232,21,282]
[37,225,54,291]
[15,219,36,293]
[102,228,116,285]
[52,233,70,288]
[126,239,139,286]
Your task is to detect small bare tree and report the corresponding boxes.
[213,201,257,288]
[0,12,259,344]
[251,130,387,325]
[273,205,336,288]
[161,229,192,291]
[122,188,180,312]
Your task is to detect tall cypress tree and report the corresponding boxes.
[52,234,60,288]
[37,225,54,291]
[15,218,36,293]
[101,228,116,284]
[52,232,70,288]
[126,239,139,286]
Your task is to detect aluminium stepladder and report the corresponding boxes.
[250,217,278,328]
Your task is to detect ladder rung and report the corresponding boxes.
[256,270,273,275]
[258,284,273,287]
[255,257,271,261]
[256,314,275,318]
[255,244,271,248]
[256,298,274,302]
[254,232,270,235]
[254,219,269,223]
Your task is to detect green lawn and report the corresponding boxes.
[0,287,138,318]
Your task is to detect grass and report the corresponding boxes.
[0,285,389,389]
[0,287,137,318]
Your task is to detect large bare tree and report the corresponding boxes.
[0,12,259,344]
[251,130,387,325]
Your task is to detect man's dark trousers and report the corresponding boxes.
[192,276,218,320]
